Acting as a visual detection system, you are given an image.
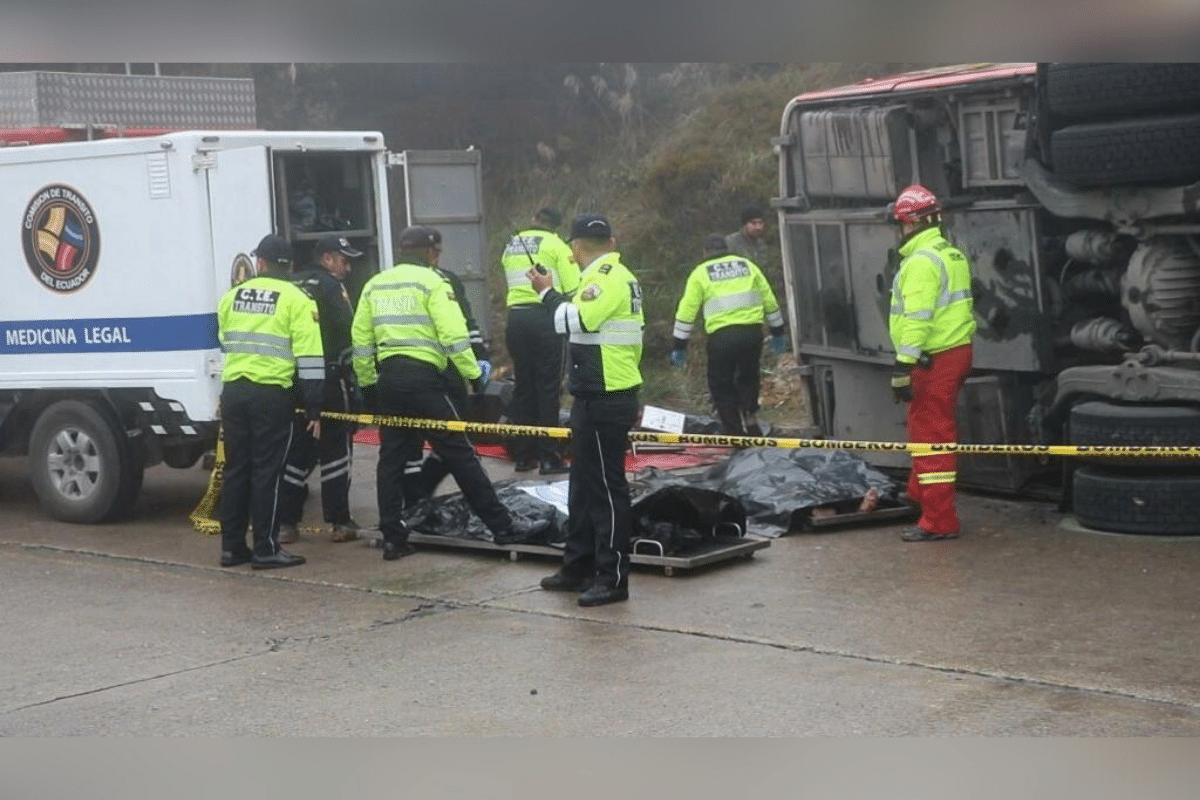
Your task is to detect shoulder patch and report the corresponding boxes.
[598,264,612,274]
[580,282,603,301]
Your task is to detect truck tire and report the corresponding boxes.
[29,399,143,524]
[1050,114,1200,187]
[1068,401,1200,467]
[1072,465,1200,535]
[1046,63,1200,121]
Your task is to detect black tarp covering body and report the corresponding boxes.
[402,447,898,546]
[632,448,898,537]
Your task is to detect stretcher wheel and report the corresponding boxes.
[508,550,520,562]
[664,566,676,577]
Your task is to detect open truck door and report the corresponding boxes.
[201,144,273,294]
[389,149,490,342]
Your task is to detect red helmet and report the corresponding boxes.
[891,184,940,224]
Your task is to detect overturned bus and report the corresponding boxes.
[773,62,1200,534]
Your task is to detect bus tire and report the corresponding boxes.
[1050,114,1200,187]
[1068,401,1200,467]
[1072,465,1200,535]
[1046,63,1200,121]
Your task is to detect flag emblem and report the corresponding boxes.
[23,183,101,294]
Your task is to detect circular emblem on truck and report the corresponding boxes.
[230,253,254,288]
[22,183,101,293]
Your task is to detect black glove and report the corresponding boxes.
[470,376,486,394]
[362,384,380,414]
[891,361,914,404]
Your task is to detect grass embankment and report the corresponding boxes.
[484,65,889,431]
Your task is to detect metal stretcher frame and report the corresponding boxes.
[374,531,771,577]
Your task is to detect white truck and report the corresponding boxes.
[0,71,492,525]
[0,130,398,522]
[0,126,492,524]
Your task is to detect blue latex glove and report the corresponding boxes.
[770,334,787,354]
[476,359,492,390]
[669,349,687,367]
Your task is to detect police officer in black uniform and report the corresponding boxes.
[404,228,494,504]
[277,235,365,544]
[352,226,549,560]
[217,234,324,570]
[529,214,644,606]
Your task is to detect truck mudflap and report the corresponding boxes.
[134,396,211,438]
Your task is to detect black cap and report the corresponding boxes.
[397,225,441,250]
[703,233,729,254]
[314,235,363,259]
[741,205,765,224]
[566,212,613,242]
[534,207,563,228]
[252,234,292,265]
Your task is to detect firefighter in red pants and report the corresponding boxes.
[888,184,975,542]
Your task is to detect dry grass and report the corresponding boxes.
[483,64,894,428]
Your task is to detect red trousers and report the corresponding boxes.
[905,344,972,534]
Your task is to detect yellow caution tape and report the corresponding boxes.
[320,411,1200,458]
[191,409,1200,534]
[189,433,223,535]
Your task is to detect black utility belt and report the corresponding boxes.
[572,387,640,400]
[378,354,441,375]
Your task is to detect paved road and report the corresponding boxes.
[3,446,1200,735]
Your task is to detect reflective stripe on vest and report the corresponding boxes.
[221,330,293,360]
[703,289,763,318]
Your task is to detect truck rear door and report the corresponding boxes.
[394,150,489,341]
[203,145,273,294]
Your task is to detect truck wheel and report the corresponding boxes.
[1050,113,1200,187]
[29,400,142,524]
[1046,63,1200,121]
[1068,401,1200,467]
[1072,465,1200,535]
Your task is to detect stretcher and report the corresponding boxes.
[365,529,770,577]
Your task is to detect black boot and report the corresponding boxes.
[250,549,307,570]
[540,571,592,592]
[577,583,629,606]
[538,454,569,475]
[715,405,746,436]
[493,516,552,545]
[383,541,417,560]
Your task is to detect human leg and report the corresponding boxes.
[505,307,540,467]
[581,393,637,592]
[906,344,973,536]
[246,385,297,557]
[218,382,254,560]
[706,328,745,435]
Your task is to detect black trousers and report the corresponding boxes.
[278,371,353,525]
[506,305,565,461]
[706,324,764,435]
[403,367,469,504]
[376,360,511,545]
[561,391,638,590]
[219,379,296,557]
